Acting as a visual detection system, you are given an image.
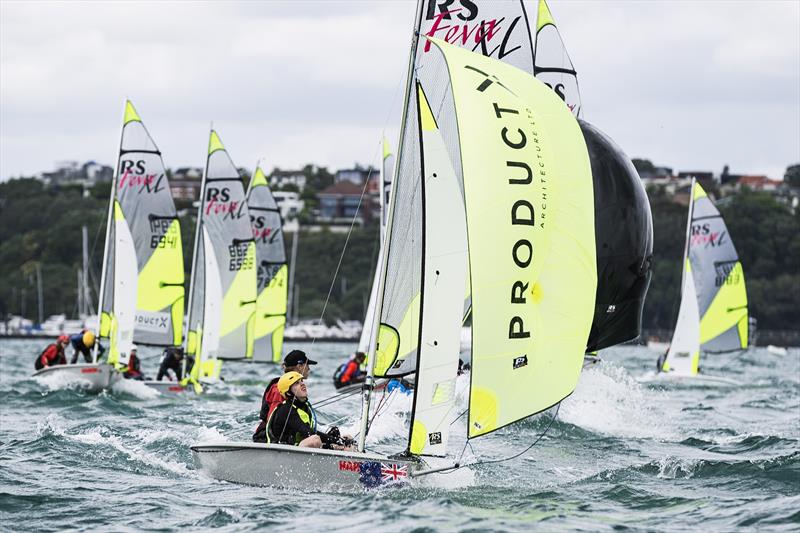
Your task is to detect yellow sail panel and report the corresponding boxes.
[374,293,420,376]
[220,241,257,336]
[537,0,556,30]
[123,100,142,125]
[426,38,596,438]
[135,219,185,341]
[253,264,288,362]
[251,166,269,188]
[699,261,748,347]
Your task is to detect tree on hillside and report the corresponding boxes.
[784,163,800,188]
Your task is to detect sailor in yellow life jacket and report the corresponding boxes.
[266,371,354,450]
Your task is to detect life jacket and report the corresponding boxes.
[266,399,316,445]
[332,363,348,386]
[36,344,62,370]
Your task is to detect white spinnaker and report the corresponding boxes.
[407,84,468,457]
[201,228,222,364]
[665,261,701,376]
[113,211,138,365]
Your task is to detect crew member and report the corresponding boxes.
[122,345,145,381]
[266,371,352,449]
[156,346,188,381]
[252,349,316,443]
[69,330,103,364]
[34,335,69,370]
[333,352,366,389]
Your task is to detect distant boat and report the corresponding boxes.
[657,179,749,376]
[184,130,257,390]
[246,164,288,364]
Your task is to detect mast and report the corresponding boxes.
[36,263,43,325]
[286,226,299,326]
[93,99,126,363]
[678,178,696,307]
[183,127,211,377]
[357,0,425,453]
[81,225,92,315]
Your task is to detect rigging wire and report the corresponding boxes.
[435,404,562,475]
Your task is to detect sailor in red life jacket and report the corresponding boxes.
[121,345,146,381]
[252,349,316,443]
[333,352,367,390]
[34,335,69,370]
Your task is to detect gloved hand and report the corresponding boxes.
[326,426,341,441]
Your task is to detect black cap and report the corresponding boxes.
[284,349,317,367]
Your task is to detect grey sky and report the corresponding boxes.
[1,0,798,181]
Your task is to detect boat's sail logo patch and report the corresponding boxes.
[428,432,442,445]
[512,355,528,369]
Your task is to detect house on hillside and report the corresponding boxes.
[170,167,203,201]
[736,175,781,192]
[271,170,307,190]
[317,181,374,223]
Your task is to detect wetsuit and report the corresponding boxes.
[35,343,66,370]
[69,334,104,364]
[334,360,365,389]
[267,399,340,447]
[156,348,184,381]
[252,377,283,443]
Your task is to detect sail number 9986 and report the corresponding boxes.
[228,242,253,271]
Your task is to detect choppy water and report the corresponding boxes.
[1,339,798,531]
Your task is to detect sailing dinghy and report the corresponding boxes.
[33,100,157,392]
[192,36,596,490]
[657,179,748,377]
[183,130,257,391]
[102,100,187,393]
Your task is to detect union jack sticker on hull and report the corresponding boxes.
[381,463,408,483]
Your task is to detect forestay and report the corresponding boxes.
[359,137,395,354]
[186,130,257,368]
[247,166,288,364]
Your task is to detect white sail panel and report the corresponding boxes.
[108,202,137,366]
[534,0,582,116]
[662,260,701,375]
[407,83,469,457]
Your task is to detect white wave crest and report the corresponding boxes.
[560,361,677,440]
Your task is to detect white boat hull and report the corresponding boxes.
[141,380,190,393]
[191,441,421,490]
[32,363,118,392]
[767,345,788,356]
